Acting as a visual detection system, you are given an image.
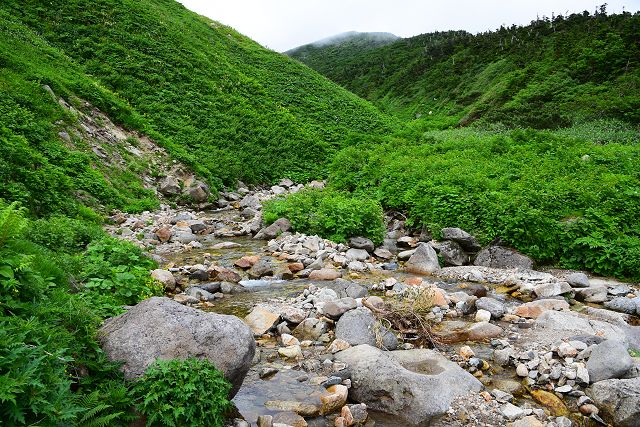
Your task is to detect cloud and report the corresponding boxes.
[178,0,640,52]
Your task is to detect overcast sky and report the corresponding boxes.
[178,1,640,52]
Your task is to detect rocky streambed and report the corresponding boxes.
[102,181,640,427]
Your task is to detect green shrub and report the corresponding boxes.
[133,358,232,427]
[263,188,385,244]
[79,237,162,317]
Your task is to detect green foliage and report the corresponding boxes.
[0,203,157,426]
[79,237,162,317]
[289,9,640,128]
[263,188,385,244]
[133,358,232,427]
[328,127,640,279]
[0,0,395,189]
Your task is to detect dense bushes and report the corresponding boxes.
[289,9,640,129]
[0,202,164,425]
[263,188,385,244]
[133,358,232,427]
[328,126,640,279]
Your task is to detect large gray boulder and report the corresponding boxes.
[335,307,397,350]
[586,340,633,383]
[441,227,481,252]
[336,345,482,426]
[435,240,468,266]
[99,297,255,397]
[254,218,292,240]
[404,243,440,275]
[475,297,506,319]
[348,237,375,253]
[588,377,640,427]
[474,246,533,269]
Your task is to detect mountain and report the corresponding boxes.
[287,9,640,129]
[0,0,395,197]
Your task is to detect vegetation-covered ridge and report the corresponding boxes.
[288,6,640,129]
[1,0,395,193]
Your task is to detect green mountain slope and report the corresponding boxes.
[286,31,399,74]
[1,0,395,192]
[288,9,640,128]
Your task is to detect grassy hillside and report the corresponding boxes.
[1,0,395,189]
[286,31,399,75]
[288,8,640,129]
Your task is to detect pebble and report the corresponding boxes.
[516,364,529,377]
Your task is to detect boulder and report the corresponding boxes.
[513,299,570,319]
[474,246,533,269]
[566,272,590,288]
[187,180,210,202]
[533,281,573,298]
[348,237,375,253]
[308,268,342,281]
[292,318,328,341]
[574,285,609,303]
[605,297,640,315]
[475,297,506,318]
[280,307,307,324]
[209,266,241,283]
[254,218,292,240]
[588,377,640,427]
[534,310,627,344]
[99,297,254,397]
[435,240,468,266]
[345,248,369,262]
[373,248,393,260]
[322,298,357,319]
[335,307,397,350]
[239,195,260,209]
[234,255,260,269]
[159,176,181,196]
[336,345,482,425]
[155,226,172,243]
[586,340,633,383]
[150,269,176,291]
[248,258,275,279]
[441,227,481,251]
[244,306,280,335]
[404,243,440,275]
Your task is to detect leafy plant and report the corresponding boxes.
[133,358,232,427]
[263,188,385,244]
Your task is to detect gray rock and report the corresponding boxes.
[373,248,394,260]
[254,218,292,240]
[345,283,368,299]
[397,249,416,261]
[566,272,590,288]
[575,285,609,303]
[436,240,469,266]
[474,246,533,269]
[588,377,640,427]
[441,227,481,252]
[99,297,254,397]
[404,243,440,275]
[248,258,275,279]
[322,298,357,319]
[159,176,181,196]
[345,248,369,262]
[185,286,216,301]
[292,318,328,341]
[336,345,482,425]
[605,297,640,315]
[587,340,633,383]
[335,307,397,350]
[348,237,375,253]
[187,180,210,202]
[151,269,176,291]
[475,297,506,318]
[533,281,573,298]
[239,195,260,208]
[171,227,197,244]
